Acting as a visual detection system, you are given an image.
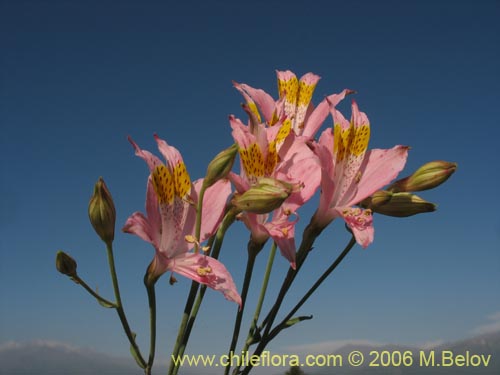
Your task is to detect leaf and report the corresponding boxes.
[129,332,146,369]
[97,298,116,308]
[94,286,116,308]
[284,315,313,328]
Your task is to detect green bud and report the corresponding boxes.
[388,161,457,193]
[56,251,78,278]
[88,177,116,245]
[204,144,238,188]
[231,178,301,214]
[361,191,436,217]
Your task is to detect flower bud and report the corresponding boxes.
[361,191,436,217]
[388,161,457,193]
[231,178,300,214]
[88,177,116,245]
[204,144,238,188]
[56,251,78,278]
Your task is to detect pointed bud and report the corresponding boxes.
[231,178,301,214]
[88,177,116,245]
[204,144,238,188]
[388,161,457,193]
[56,251,78,278]
[360,191,436,217]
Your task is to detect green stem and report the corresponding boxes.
[233,242,277,375]
[240,219,324,375]
[105,242,147,371]
[268,235,356,342]
[145,277,157,373]
[72,275,117,308]
[168,184,208,375]
[169,209,237,375]
[224,239,262,375]
[259,220,323,337]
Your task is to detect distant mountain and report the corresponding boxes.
[1,331,499,375]
[0,341,167,375]
[310,331,500,375]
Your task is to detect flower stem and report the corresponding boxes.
[268,235,356,342]
[240,220,324,375]
[168,183,209,375]
[105,242,147,371]
[144,277,157,374]
[169,208,237,375]
[224,239,263,375]
[233,241,277,375]
[72,275,117,308]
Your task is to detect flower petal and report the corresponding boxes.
[234,82,276,124]
[302,89,353,139]
[350,146,409,205]
[171,252,242,306]
[338,207,374,248]
[191,178,231,241]
[122,212,155,246]
[128,136,163,172]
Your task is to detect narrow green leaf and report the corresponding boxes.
[284,315,313,328]
[130,332,146,369]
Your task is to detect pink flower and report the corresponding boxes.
[234,70,353,139]
[229,72,331,268]
[229,112,313,269]
[123,135,241,306]
[313,101,409,247]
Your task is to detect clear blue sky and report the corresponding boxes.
[1,0,499,365]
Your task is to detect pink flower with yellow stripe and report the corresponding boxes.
[123,135,241,306]
[229,72,332,268]
[313,101,409,247]
[234,70,353,139]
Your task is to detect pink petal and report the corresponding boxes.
[267,218,297,269]
[234,82,276,124]
[228,171,250,193]
[128,136,163,172]
[337,207,374,248]
[192,178,231,241]
[238,212,270,245]
[276,142,321,211]
[302,89,353,139]
[123,212,156,246]
[171,252,242,306]
[350,146,409,205]
[154,134,184,173]
[145,177,161,246]
[230,115,255,150]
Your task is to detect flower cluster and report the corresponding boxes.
[56,70,455,375]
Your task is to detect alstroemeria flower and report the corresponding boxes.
[229,112,314,268]
[313,101,409,247]
[123,135,241,306]
[234,70,353,139]
[229,72,330,268]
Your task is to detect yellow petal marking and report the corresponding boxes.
[278,75,299,119]
[240,143,265,178]
[173,162,191,198]
[152,165,174,204]
[247,101,262,123]
[266,119,292,175]
[333,123,370,161]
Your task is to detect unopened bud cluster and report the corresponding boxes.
[362,160,456,217]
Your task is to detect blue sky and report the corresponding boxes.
[1,0,499,369]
